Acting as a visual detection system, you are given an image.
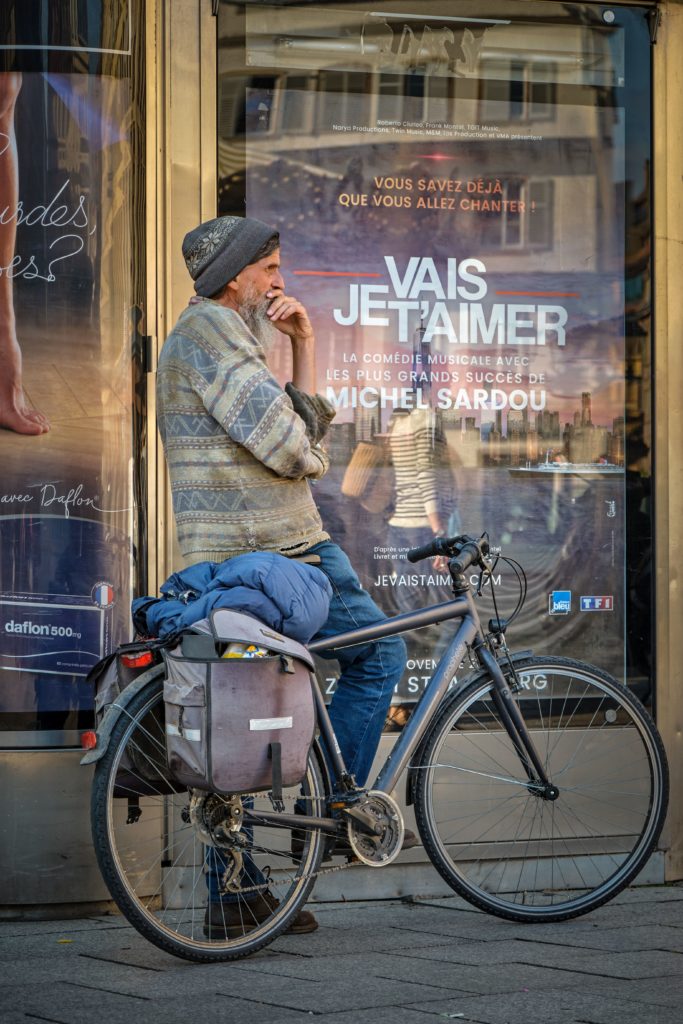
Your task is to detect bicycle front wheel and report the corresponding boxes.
[414,656,668,922]
[91,671,326,961]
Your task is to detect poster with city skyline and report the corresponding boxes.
[243,83,628,700]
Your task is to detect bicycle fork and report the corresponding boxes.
[476,642,560,802]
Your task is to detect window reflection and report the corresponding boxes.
[217,1,651,705]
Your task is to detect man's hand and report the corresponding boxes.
[266,289,314,343]
[285,383,335,444]
[266,289,316,392]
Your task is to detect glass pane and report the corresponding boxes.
[217,2,652,712]
[0,1,131,54]
[528,180,554,247]
[377,73,404,124]
[0,1,146,744]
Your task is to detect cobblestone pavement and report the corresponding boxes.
[1,885,682,1024]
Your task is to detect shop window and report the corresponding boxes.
[217,1,653,710]
[279,74,315,133]
[527,179,554,248]
[425,73,450,124]
[220,76,247,136]
[480,60,557,122]
[502,179,554,250]
[376,72,403,123]
[316,69,368,133]
[502,180,523,246]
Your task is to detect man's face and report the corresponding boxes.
[230,249,284,350]
[233,249,284,310]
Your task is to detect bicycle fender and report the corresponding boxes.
[404,649,533,805]
[80,664,165,766]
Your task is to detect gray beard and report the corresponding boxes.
[240,301,279,354]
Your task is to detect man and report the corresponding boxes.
[156,215,408,937]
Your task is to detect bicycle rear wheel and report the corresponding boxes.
[414,656,668,922]
[91,670,326,961]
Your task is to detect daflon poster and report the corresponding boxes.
[0,4,138,734]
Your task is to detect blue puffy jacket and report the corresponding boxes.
[131,551,332,643]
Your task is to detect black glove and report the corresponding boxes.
[285,382,336,444]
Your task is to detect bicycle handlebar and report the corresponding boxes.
[406,538,450,564]
[406,533,489,573]
[449,540,482,575]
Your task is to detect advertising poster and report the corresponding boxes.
[0,6,139,737]
[234,10,630,702]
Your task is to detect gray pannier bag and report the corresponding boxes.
[162,608,317,797]
[86,641,173,808]
[87,642,164,727]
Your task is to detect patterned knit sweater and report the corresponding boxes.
[157,299,330,565]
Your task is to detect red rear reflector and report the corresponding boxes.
[120,650,154,669]
[81,731,98,750]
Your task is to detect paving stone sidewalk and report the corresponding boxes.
[1,885,682,1024]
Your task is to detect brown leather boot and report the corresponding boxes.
[204,892,318,938]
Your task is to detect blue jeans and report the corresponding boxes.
[208,540,406,902]
[307,540,407,787]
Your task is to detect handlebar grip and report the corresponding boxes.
[450,541,481,575]
[407,538,446,563]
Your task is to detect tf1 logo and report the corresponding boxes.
[580,596,614,611]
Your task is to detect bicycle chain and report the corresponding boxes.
[213,791,364,898]
[223,854,364,898]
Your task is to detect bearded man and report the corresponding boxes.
[156,216,410,939]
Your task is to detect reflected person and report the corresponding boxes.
[386,402,458,612]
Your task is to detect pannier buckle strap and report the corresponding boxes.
[269,742,284,809]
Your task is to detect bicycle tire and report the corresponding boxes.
[413,655,669,923]
[91,669,327,961]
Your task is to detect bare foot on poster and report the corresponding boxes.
[0,335,50,434]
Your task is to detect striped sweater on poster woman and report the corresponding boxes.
[156,298,330,566]
[387,408,450,528]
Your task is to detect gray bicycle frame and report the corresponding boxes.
[309,590,482,796]
[246,586,552,836]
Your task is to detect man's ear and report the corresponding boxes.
[216,277,239,308]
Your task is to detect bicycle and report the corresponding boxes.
[85,532,669,962]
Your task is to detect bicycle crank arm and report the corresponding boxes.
[341,804,384,836]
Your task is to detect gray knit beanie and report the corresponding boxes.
[182,216,278,297]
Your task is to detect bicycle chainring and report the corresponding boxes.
[346,790,405,867]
